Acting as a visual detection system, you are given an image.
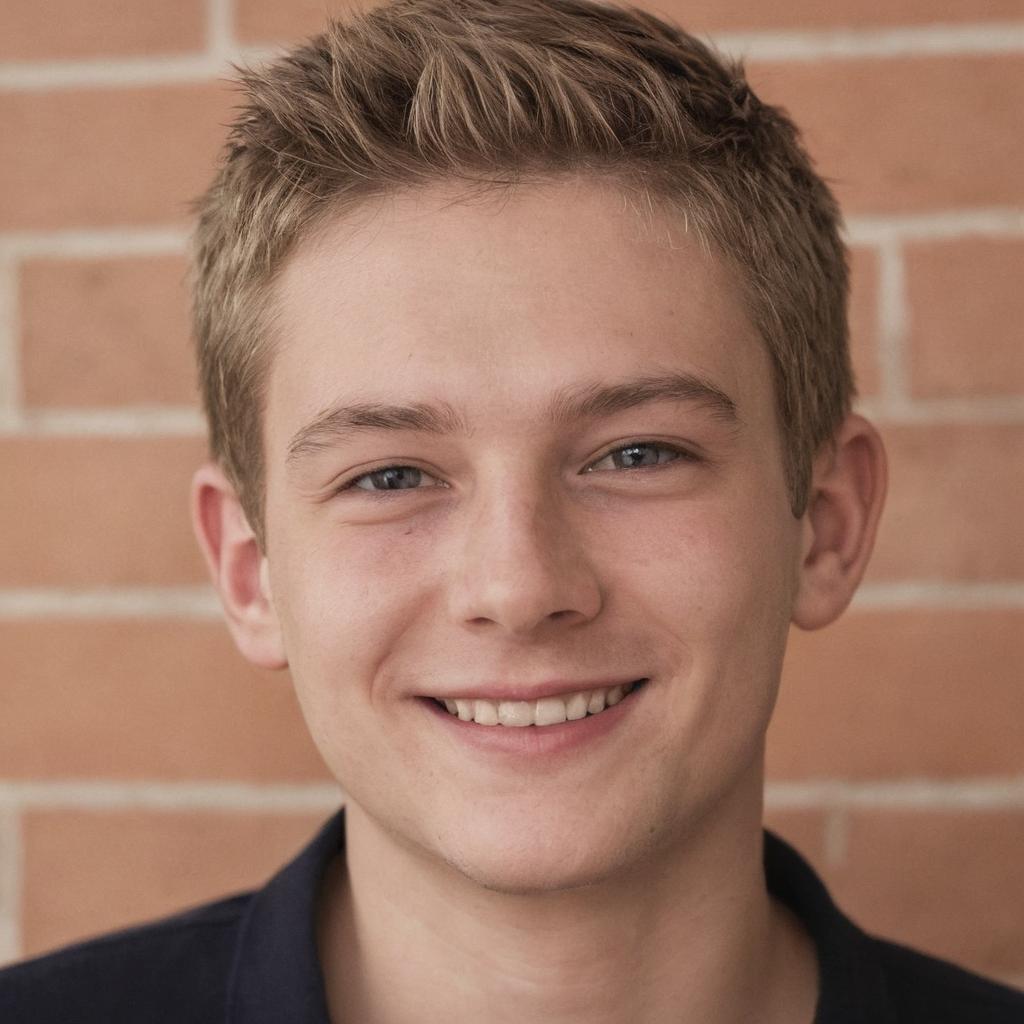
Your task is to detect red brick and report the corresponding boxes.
[236,0,381,44]
[747,57,1024,214]
[906,238,1024,399]
[21,809,330,957]
[0,84,233,231]
[21,255,196,408]
[769,610,1024,780]
[0,437,208,586]
[829,810,1024,977]
[0,0,204,60]
[659,0,1024,33]
[0,621,327,781]
[867,423,1024,582]
[849,246,880,399]
[237,0,1024,44]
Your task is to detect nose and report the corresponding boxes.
[448,479,603,637]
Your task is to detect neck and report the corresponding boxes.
[317,784,817,1024]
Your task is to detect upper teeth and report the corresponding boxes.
[437,682,638,727]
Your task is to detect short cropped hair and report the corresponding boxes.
[191,0,853,546]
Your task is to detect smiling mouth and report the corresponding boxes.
[431,679,648,727]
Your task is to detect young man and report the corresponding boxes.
[2,0,1022,1021]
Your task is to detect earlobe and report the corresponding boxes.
[791,414,888,632]
[190,462,288,670]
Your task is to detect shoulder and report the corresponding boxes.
[873,935,1024,1022]
[0,891,253,1023]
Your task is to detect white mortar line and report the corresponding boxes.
[0,45,280,92]
[715,22,1024,61]
[224,44,287,66]
[1,397,1019,437]
[1,779,1020,811]
[0,214,1018,261]
[0,23,1020,91]
[0,227,189,260]
[0,212,1017,258]
[1,396,1020,437]
[766,779,1024,809]
[1,214,1016,262]
[0,55,231,91]
[0,253,17,420]
[207,0,236,62]
[0,581,1019,621]
[2,399,1019,435]
[0,407,206,437]
[0,782,344,812]
[823,806,849,869]
[0,808,22,966]
[0,587,221,621]
[0,924,16,970]
[875,239,909,406]
[846,209,1024,244]
[852,582,1024,609]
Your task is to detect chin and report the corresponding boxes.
[445,846,622,896]
[432,809,657,896]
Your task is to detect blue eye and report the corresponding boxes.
[586,441,693,472]
[346,465,444,493]
[339,441,695,495]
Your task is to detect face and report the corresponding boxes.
[261,178,804,892]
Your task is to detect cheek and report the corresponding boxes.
[638,497,798,730]
[273,523,436,711]
[270,526,445,812]
[635,490,796,615]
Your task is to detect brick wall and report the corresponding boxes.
[1,0,1022,988]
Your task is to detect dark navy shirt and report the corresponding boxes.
[1,808,1022,1021]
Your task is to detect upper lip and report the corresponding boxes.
[425,678,645,702]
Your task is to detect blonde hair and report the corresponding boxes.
[191,0,853,545]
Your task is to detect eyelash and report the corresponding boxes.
[336,440,699,496]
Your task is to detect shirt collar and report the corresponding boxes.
[226,810,342,1023]
[763,830,897,1024]
[226,808,896,1023]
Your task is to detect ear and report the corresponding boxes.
[792,413,888,631]
[191,462,288,669]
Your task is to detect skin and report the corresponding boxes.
[194,177,887,1023]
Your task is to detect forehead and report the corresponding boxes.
[265,178,773,452]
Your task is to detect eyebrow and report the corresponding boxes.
[286,371,738,464]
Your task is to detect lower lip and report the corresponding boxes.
[419,680,648,760]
